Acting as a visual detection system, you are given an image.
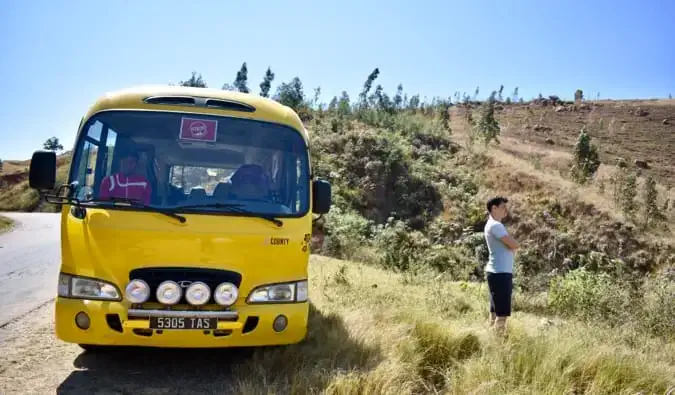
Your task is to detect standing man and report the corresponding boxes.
[484,196,519,334]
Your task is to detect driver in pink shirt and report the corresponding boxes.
[99,151,152,205]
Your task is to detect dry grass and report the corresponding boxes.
[1,255,673,394]
[0,159,30,175]
[450,105,675,243]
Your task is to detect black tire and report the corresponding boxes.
[78,344,107,352]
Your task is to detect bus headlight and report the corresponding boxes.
[246,280,308,303]
[185,282,211,306]
[124,279,150,304]
[213,282,238,306]
[58,273,121,301]
[156,280,182,305]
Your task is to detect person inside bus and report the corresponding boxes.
[228,163,270,201]
[228,163,291,213]
[98,151,152,205]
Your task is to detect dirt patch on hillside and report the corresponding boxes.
[493,102,675,184]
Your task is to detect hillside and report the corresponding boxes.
[0,69,673,393]
[0,152,71,212]
[482,99,675,186]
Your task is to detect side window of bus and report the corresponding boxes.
[72,122,117,201]
[104,128,117,175]
[73,121,103,200]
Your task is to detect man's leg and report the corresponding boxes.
[493,273,513,335]
[486,273,497,326]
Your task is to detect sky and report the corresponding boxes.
[1,0,673,160]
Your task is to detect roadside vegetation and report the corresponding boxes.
[1,256,673,394]
[0,214,13,234]
[0,63,673,394]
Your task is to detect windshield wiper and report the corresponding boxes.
[87,197,187,223]
[175,202,283,227]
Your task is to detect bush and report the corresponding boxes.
[547,268,635,323]
[319,206,374,262]
[311,117,445,229]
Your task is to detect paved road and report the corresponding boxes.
[0,212,61,328]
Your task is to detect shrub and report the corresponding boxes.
[547,268,635,323]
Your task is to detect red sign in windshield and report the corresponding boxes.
[179,117,218,142]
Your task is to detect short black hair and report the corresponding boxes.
[486,196,508,213]
[124,151,139,160]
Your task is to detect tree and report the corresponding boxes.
[259,67,275,97]
[312,86,321,109]
[472,90,500,146]
[643,176,664,227]
[0,158,3,173]
[621,170,638,219]
[570,126,600,183]
[43,137,64,152]
[273,77,305,111]
[179,71,207,88]
[337,91,351,118]
[233,62,249,93]
[575,89,584,106]
[393,84,404,109]
[512,87,519,103]
[358,68,380,109]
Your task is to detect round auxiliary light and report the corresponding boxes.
[125,279,150,304]
[213,282,239,306]
[156,280,182,305]
[75,311,91,330]
[273,315,288,332]
[185,281,211,306]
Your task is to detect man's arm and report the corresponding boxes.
[491,222,519,251]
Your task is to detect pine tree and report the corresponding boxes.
[259,67,275,97]
[358,68,379,109]
[233,62,249,93]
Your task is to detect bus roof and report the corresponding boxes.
[82,85,309,143]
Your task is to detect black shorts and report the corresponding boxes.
[487,272,513,317]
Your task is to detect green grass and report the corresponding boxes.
[222,255,675,394]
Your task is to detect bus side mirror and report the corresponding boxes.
[312,179,331,214]
[29,150,57,191]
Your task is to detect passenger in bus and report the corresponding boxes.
[99,151,152,205]
[229,164,270,201]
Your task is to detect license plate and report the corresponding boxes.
[149,317,217,330]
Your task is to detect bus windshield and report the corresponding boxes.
[68,110,310,217]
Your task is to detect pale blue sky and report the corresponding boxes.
[1,0,673,160]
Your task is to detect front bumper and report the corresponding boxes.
[54,297,309,348]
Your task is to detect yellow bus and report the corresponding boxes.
[28,85,332,351]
